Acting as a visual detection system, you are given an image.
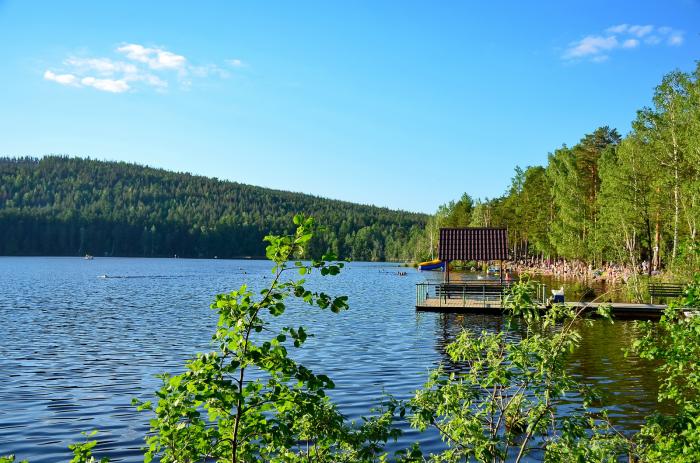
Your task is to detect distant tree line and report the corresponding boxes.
[0,156,427,260]
[413,63,700,277]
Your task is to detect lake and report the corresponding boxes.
[0,257,663,461]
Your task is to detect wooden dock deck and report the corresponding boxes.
[415,298,667,320]
[415,282,668,320]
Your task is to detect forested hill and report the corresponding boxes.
[0,156,427,260]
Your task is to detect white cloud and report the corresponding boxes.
[44,70,130,93]
[44,43,235,93]
[669,33,684,46]
[628,25,654,37]
[113,71,169,89]
[606,24,653,37]
[563,24,685,62]
[116,44,150,62]
[564,35,618,59]
[116,44,186,70]
[227,58,245,68]
[154,51,186,70]
[606,24,629,34]
[44,70,79,86]
[136,73,168,89]
[81,76,130,93]
[64,57,138,76]
[190,64,230,78]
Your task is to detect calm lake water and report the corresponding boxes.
[0,257,663,462]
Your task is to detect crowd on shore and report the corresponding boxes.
[507,258,655,284]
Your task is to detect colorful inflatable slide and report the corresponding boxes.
[418,259,445,271]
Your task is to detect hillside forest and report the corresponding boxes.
[0,156,427,260]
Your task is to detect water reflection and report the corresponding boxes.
[428,311,666,435]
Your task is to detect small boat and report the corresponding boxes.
[418,259,445,271]
[84,254,94,260]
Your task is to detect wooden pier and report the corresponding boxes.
[416,282,667,320]
[417,229,681,321]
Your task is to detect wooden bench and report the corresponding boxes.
[649,283,685,304]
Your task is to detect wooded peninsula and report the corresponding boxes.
[411,64,700,280]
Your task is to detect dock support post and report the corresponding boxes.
[543,284,547,305]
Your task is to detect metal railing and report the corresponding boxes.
[416,281,548,308]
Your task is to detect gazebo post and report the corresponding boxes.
[499,260,503,284]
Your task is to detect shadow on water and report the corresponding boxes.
[429,311,668,435]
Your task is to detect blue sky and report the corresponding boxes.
[0,1,698,213]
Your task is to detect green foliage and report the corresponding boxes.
[2,431,111,463]
[632,275,700,462]
[509,166,553,256]
[0,456,27,463]
[597,135,658,267]
[442,193,475,228]
[671,239,700,281]
[132,214,400,462]
[410,193,475,261]
[406,278,628,462]
[0,156,426,260]
[545,127,621,265]
[67,431,109,463]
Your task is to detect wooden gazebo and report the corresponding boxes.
[438,228,509,282]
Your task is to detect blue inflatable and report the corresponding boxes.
[418,259,445,271]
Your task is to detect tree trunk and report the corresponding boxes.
[673,163,679,260]
[646,216,653,277]
[670,111,680,260]
[653,213,661,271]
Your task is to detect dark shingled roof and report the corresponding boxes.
[438,228,509,261]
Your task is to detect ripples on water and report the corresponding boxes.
[0,258,662,461]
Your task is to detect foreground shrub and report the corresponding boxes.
[633,274,700,462]
[405,278,631,462]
